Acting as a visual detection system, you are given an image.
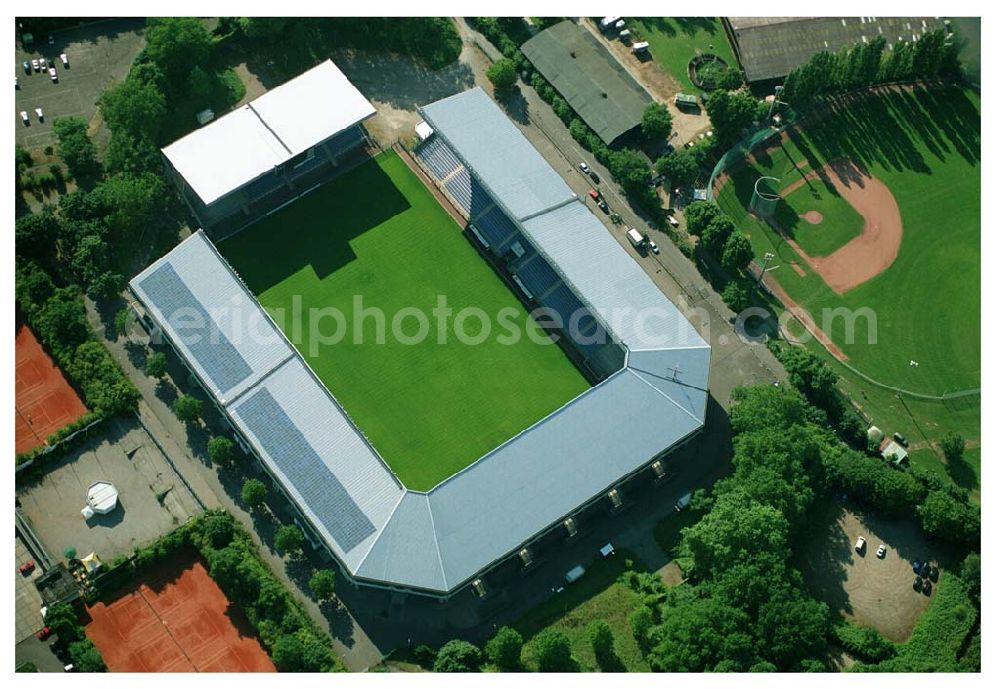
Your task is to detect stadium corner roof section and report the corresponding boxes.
[131,88,709,597]
[727,16,948,82]
[522,20,652,145]
[161,59,375,206]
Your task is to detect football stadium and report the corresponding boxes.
[130,66,710,598]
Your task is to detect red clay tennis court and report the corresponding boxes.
[85,556,275,672]
[15,323,88,454]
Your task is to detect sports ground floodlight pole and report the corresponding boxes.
[758,252,775,286]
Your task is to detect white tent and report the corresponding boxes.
[87,481,119,515]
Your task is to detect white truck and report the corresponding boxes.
[626,227,646,252]
[675,492,692,511]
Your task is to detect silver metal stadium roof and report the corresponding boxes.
[162,59,376,206]
[131,88,709,596]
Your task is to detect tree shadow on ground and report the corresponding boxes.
[501,85,531,125]
[945,457,978,493]
[595,647,627,672]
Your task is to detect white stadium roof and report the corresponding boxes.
[131,89,710,596]
[161,59,375,206]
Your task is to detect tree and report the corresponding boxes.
[271,633,308,672]
[655,149,699,188]
[172,394,202,424]
[274,524,305,556]
[309,569,337,602]
[113,308,132,339]
[683,200,721,236]
[433,639,482,672]
[587,619,616,665]
[104,130,162,175]
[99,77,168,139]
[825,447,925,516]
[486,58,517,94]
[721,280,752,312]
[641,102,673,141]
[207,435,236,466]
[960,553,980,605]
[33,290,90,358]
[722,232,754,272]
[919,490,980,545]
[532,628,575,671]
[90,173,166,242]
[607,149,653,195]
[700,214,736,255]
[197,513,235,548]
[145,351,168,378]
[241,478,267,509]
[940,432,965,464]
[68,640,107,672]
[705,90,762,145]
[484,626,523,671]
[44,602,84,643]
[15,260,56,314]
[629,605,654,647]
[15,206,60,261]
[647,587,754,672]
[144,18,214,91]
[52,117,100,179]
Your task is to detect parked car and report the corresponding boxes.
[854,536,866,554]
[893,432,909,447]
[31,59,40,72]
[913,575,923,591]
[60,53,69,67]
[922,579,933,595]
[876,544,887,558]
[20,111,29,126]
[647,237,660,255]
[48,67,58,82]
[912,559,923,574]
[588,170,600,184]
[35,107,44,122]
[597,198,609,213]
[36,626,52,641]
[579,161,591,175]
[588,188,600,201]
[19,560,35,574]
[22,60,31,74]
[920,562,931,578]
[928,565,939,582]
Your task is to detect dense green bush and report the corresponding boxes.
[433,639,482,672]
[833,622,896,662]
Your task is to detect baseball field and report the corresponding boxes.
[714,84,980,490]
[220,151,589,491]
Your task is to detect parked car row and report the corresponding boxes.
[20,107,45,125]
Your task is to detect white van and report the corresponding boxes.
[626,227,646,251]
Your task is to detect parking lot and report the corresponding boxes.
[15,19,145,150]
[16,417,202,565]
[799,498,939,642]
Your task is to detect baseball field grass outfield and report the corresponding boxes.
[715,84,980,493]
[220,150,589,491]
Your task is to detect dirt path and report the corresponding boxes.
[760,267,849,361]
[772,158,903,294]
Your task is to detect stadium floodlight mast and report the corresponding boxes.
[758,251,776,285]
[767,86,788,123]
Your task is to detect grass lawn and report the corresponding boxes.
[514,551,650,672]
[628,18,738,90]
[776,182,865,257]
[715,85,980,491]
[220,151,589,490]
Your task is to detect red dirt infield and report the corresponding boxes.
[15,323,88,454]
[85,556,275,672]
[772,158,903,294]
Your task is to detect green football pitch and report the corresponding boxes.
[220,151,589,491]
[716,85,980,492]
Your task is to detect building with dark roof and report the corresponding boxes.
[522,20,652,145]
[162,60,376,237]
[726,16,947,83]
[130,86,709,599]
